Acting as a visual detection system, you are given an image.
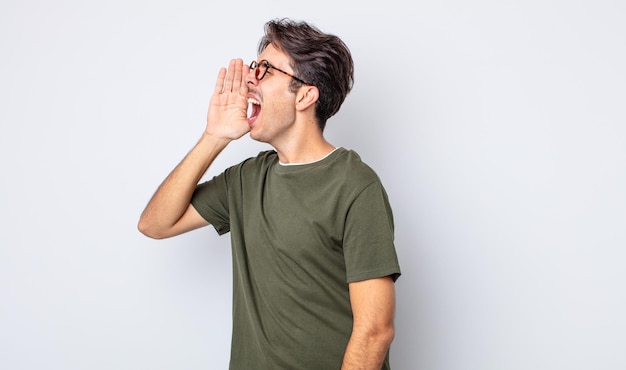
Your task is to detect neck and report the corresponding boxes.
[273,132,335,164]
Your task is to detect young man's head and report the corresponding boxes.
[257,18,354,131]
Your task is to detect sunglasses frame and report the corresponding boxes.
[250,60,311,85]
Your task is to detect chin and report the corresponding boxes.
[249,130,266,143]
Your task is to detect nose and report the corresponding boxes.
[245,64,258,86]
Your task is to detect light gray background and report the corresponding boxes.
[1,0,624,369]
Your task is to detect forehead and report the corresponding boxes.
[258,44,291,67]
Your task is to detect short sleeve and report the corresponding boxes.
[343,181,401,283]
[190,171,231,235]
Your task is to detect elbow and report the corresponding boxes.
[137,221,155,239]
[137,218,168,240]
[357,322,395,349]
[378,324,395,348]
[372,321,395,350]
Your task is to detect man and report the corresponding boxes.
[138,18,401,370]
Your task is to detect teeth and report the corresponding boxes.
[248,98,260,105]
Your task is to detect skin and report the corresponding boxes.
[138,46,395,369]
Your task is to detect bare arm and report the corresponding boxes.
[341,276,396,370]
[138,59,250,239]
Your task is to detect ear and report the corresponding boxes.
[295,85,319,111]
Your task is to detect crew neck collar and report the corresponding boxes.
[278,147,341,166]
[274,147,344,174]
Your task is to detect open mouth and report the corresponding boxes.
[248,97,261,125]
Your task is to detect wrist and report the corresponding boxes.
[201,130,232,148]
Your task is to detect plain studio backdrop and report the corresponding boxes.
[1,0,624,369]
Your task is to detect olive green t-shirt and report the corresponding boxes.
[191,148,400,369]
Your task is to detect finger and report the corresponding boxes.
[214,67,226,95]
[223,59,236,93]
[240,63,250,96]
[231,59,243,93]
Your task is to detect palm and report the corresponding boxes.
[206,59,250,139]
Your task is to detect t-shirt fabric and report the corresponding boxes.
[191,147,401,369]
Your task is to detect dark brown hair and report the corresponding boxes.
[258,18,354,131]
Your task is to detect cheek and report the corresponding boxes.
[267,95,296,118]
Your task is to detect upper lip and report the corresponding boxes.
[247,92,260,104]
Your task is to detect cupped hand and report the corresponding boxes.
[205,58,250,140]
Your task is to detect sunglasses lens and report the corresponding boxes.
[251,60,273,81]
[251,61,262,80]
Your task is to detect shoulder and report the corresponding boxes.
[226,150,278,174]
[317,148,388,202]
[333,148,382,185]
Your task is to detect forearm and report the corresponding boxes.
[341,326,394,370]
[342,276,396,369]
[138,133,229,238]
